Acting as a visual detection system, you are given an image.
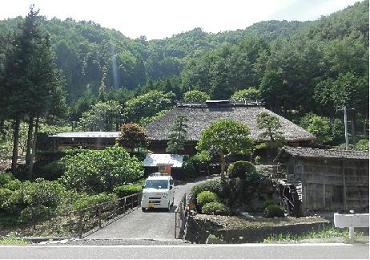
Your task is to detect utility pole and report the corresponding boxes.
[343,106,349,150]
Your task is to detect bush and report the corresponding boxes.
[3,179,22,191]
[0,188,12,210]
[264,204,285,218]
[1,179,67,223]
[181,157,198,179]
[202,202,229,215]
[0,172,14,187]
[354,139,369,151]
[197,191,219,206]
[62,145,144,193]
[254,155,262,165]
[34,160,66,180]
[73,193,118,211]
[227,161,256,179]
[190,179,222,203]
[263,199,277,209]
[113,184,142,198]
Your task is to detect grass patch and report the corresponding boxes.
[263,227,363,243]
[0,233,29,245]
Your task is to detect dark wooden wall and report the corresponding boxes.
[287,158,369,213]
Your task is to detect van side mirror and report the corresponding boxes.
[169,185,173,190]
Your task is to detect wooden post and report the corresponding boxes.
[174,211,177,238]
[123,197,126,212]
[97,206,102,228]
[78,211,85,239]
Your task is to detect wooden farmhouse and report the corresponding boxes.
[146,100,315,154]
[275,147,369,214]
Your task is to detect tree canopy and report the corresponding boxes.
[197,119,253,179]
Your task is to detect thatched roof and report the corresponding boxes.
[275,146,369,161]
[146,102,315,142]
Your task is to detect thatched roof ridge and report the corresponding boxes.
[146,103,315,142]
[276,146,369,161]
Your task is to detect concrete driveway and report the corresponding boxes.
[87,176,218,240]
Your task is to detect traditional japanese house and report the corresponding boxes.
[274,146,369,213]
[146,100,315,154]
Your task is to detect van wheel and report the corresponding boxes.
[142,207,146,212]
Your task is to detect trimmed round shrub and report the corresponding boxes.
[190,179,222,204]
[202,202,229,215]
[113,184,142,198]
[196,191,219,206]
[264,204,285,218]
[227,161,256,179]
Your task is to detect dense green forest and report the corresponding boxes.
[0,0,368,165]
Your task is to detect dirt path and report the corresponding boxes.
[87,176,218,240]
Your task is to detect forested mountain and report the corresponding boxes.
[0,0,368,148]
[0,9,310,101]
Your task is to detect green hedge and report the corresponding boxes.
[113,184,142,198]
[196,191,219,207]
[73,193,118,211]
[202,202,229,215]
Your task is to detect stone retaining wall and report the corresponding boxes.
[185,214,330,243]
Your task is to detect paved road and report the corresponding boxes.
[0,243,368,259]
[87,176,217,240]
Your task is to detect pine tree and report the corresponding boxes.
[166,115,188,154]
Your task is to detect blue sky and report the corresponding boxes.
[0,0,362,39]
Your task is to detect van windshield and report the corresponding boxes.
[145,180,168,189]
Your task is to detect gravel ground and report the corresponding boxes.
[84,176,219,240]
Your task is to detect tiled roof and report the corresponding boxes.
[276,146,369,161]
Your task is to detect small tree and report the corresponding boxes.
[256,112,285,148]
[183,90,210,103]
[62,145,143,192]
[197,119,253,180]
[117,123,148,152]
[230,88,260,103]
[79,101,122,131]
[166,115,188,154]
[300,113,333,144]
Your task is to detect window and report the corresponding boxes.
[145,180,168,189]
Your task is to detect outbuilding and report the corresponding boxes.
[143,153,184,176]
[274,146,369,213]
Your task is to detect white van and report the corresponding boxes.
[141,174,175,211]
